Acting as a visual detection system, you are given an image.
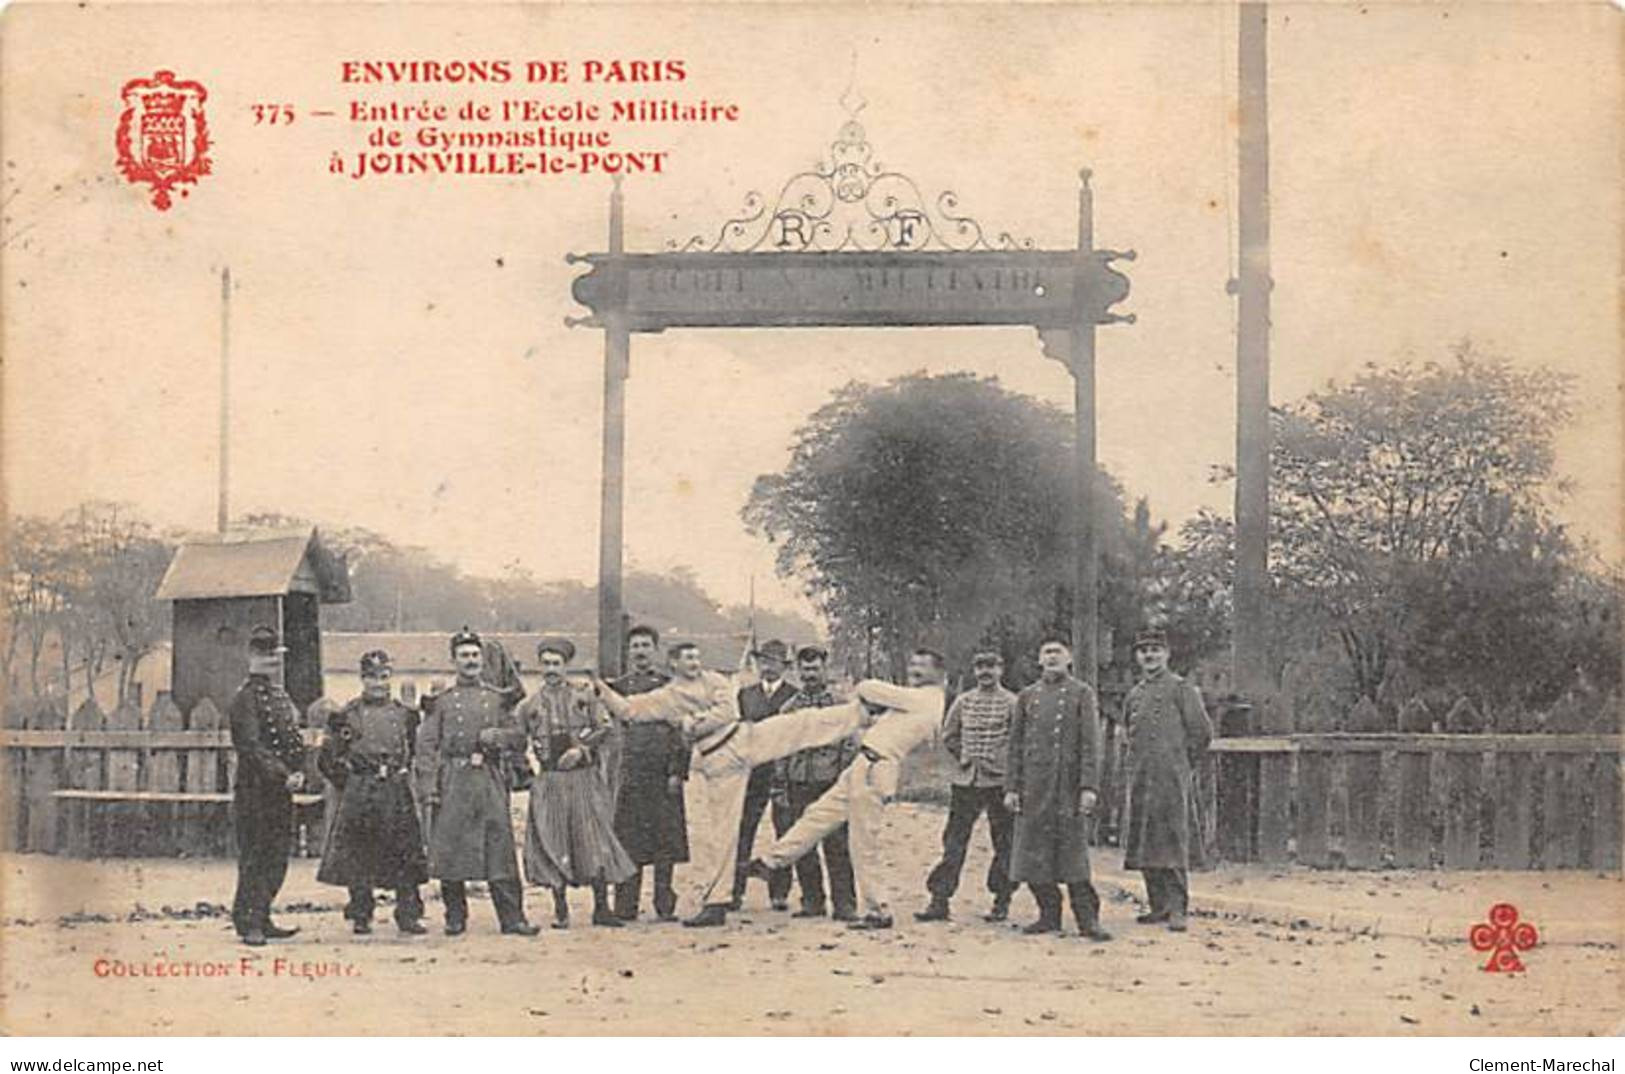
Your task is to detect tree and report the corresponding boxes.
[4,516,71,696]
[743,371,1145,680]
[1159,344,1616,710]
[57,503,172,706]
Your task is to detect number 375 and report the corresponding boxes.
[251,104,296,125]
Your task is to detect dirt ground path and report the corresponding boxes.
[3,803,1619,1035]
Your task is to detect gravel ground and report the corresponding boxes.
[2,802,1618,1035]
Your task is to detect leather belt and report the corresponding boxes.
[698,724,741,757]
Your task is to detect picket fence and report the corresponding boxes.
[0,692,328,858]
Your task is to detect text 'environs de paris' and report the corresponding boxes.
[340,59,686,84]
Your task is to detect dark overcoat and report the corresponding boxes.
[610,668,690,865]
[1121,669,1213,870]
[316,696,429,890]
[413,681,524,882]
[1007,675,1100,884]
[227,679,305,851]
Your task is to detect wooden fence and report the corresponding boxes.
[1,692,328,858]
[4,686,1621,871]
[1197,693,1623,871]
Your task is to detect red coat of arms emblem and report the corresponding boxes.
[115,70,212,210]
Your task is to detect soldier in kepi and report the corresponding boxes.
[1121,628,1214,933]
[610,625,689,923]
[1005,637,1112,941]
[414,627,540,937]
[773,645,859,922]
[228,624,308,947]
[315,649,430,936]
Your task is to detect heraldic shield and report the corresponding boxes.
[115,70,212,210]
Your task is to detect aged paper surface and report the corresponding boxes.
[1,0,1620,1037]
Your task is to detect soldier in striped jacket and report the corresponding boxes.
[916,649,1019,923]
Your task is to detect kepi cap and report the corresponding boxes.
[247,624,285,656]
[1133,628,1169,651]
[449,626,483,654]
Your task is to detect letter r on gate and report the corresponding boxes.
[773,211,808,250]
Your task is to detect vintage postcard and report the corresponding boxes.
[0,0,1620,1038]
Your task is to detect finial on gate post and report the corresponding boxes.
[1078,168,1095,253]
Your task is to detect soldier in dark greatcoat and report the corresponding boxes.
[414,627,539,937]
[1005,637,1112,941]
[1121,628,1213,932]
[315,649,430,935]
[610,624,689,922]
[228,624,308,947]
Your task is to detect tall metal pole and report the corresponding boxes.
[1233,2,1273,701]
[217,266,231,534]
[597,178,629,679]
[1073,171,1099,685]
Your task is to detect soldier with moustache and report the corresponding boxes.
[228,625,308,947]
[773,645,858,921]
[610,624,689,922]
[1121,628,1213,932]
[1005,637,1112,941]
[315,649,430,936]
[414,627,540,936]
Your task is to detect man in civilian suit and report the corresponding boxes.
[729,640,797,911]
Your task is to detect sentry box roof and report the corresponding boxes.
[154,527,351,604]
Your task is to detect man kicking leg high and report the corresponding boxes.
[595,642,870,928]
[744,649,948,930]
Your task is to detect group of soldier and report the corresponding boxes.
[225,620,1213,947]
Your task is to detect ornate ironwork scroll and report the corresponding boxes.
[668,113,1035,255]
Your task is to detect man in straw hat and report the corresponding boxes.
[730,638,797,911]
[1121,627,1213,932]
[316,648,430,936]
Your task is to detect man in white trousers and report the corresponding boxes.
[596,641,870,928]
[744,649,948,930]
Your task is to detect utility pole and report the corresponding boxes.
[1233,2,1273,703]
[596,177,629,679]
[218,266,231,534]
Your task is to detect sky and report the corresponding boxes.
[2,2,1619,623]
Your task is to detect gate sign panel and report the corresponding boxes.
[564,100,1135,682]
[567,109,1134,334]
[570,249,1130,331]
